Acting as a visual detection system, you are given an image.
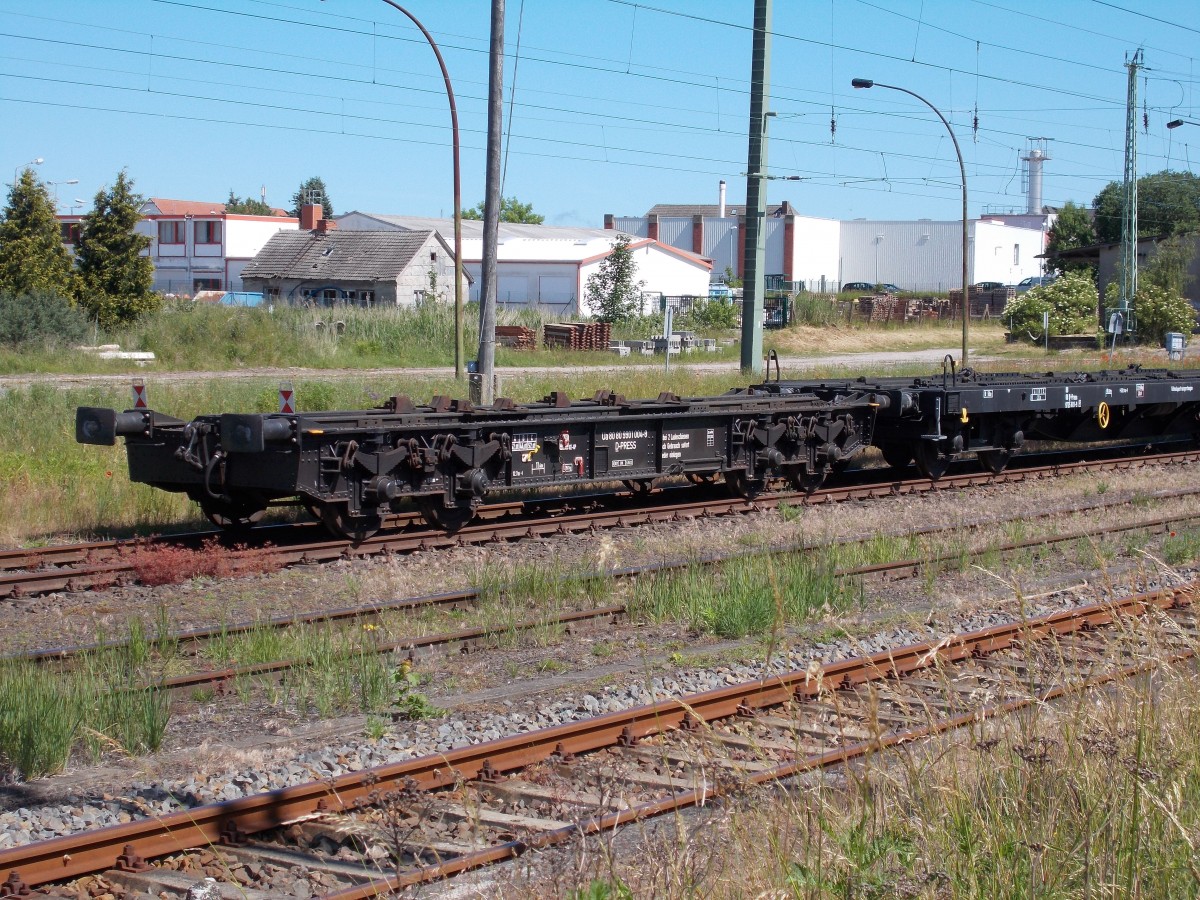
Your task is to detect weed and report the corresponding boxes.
[536,658,568,674]
[364,715,389,741]
[391,661,441,720]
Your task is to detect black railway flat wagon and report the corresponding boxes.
[76,366,1200,539]
[77,385,886,538]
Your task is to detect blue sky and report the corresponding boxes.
[2,0,1197,226]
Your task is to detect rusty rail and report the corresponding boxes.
[2,581,1194,892]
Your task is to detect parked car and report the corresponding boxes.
[764,307,786,329]
[1015,276,1056,293]
[973,281,1006,291]
[841,282,903,294]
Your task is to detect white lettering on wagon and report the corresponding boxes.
[1064,389,1081,409]
[599,429,650,441]
[1030,387,1047,402]
[662,431,692,460]
[1171,385,1194,393]
[511,433,539,453]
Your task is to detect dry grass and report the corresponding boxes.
[768,321,1009,355]
[524,612,1200,899]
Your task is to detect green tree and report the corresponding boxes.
[586,234,645,323]
[75,170,157,329]
[225,190,273,216]
[289,177,333,219]
[1045,201,1097,275]
[1002,271,1098,343]
[1092,170,1200,243]
[462,196,544,224]
[0,168,77,298]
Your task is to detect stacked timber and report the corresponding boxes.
[495,325,537,350]
[543,322,613,350]
[950,286,1015,318]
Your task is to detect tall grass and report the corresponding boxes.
[0,652,172,779]
[631,552,854,638]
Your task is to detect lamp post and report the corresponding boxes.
[48,178,79,208]
[13,157,43,183]
[852,79,969,366]
[379,1,464,380]
[70,198,85,215]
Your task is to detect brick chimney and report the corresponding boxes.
[300,203,322,231]
[317,218,337,233]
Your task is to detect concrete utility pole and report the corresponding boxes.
[477,0,504,403]
[739,0,772,376]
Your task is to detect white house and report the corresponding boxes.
[135,198,298,294]
[336,213,712,315]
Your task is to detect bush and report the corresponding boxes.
[1132,285,1195,344]
[0,290,91,347]
[686,299,738,331]
[1002,272,1098,342]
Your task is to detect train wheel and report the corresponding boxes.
[913,441,950,480]
[977,448,1012,474]
[200,498,267,532]
[320,506,382,543]
[418,498,474,533]
[788,467,825,494]
[725,469,766,499]
[879,443,913,471]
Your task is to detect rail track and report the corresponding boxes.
[9,482,1200,700]
[2,446,1197,600]
[3,581,1195,897]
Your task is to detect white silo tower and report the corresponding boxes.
[1021,138,1052,214]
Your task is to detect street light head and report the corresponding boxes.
[851,78,874,89]
[32,157,44,165]
[1167,119,1183,129]
[65,178,79,185]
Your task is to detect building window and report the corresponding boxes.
[1013,244,1020,265]
[193,278,222,292]
[158,221,186,244]
[195,221,222,244]
[60,223,81,245]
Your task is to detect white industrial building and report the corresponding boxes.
[336,213,711,314]
[609,202,1050,293]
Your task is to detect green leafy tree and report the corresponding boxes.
[289,177,333,219]
[225,190,274,216]
[1141,233,1197,299]
[462,196,544,224]
[586,234,645,323]
[1002,271,1098,343]
[0,168,77,298]
[75,170,157,329]
[1092,170,1200,243]
[1045,201,1098,275]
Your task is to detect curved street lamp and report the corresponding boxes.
[1167,118,1199,130]
[379,1,464,380]
[48,178,79,207]
[852,79,969,366]
[13,157,44,183]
